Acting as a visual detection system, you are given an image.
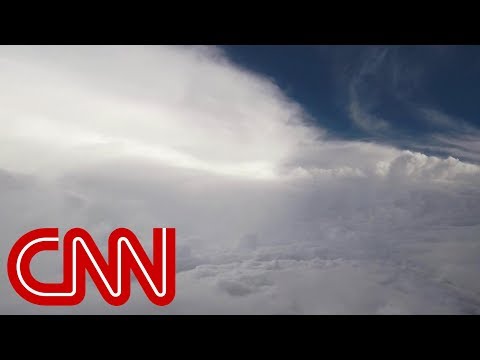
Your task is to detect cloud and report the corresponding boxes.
[419,107,480,135]
[431,134,480,164]
[1,46,480,314]
[0,45,322,181]
[408,109,480,164]
[348,93,390,132]
[347,48,391,133]
[344,47,480,167]
[381,151,480,182]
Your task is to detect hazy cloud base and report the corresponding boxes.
[1,46,479,314]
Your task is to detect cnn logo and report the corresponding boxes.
[7,228,175,306]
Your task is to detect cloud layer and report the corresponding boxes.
[1,45,479,314]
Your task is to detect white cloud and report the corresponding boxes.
[348,91,390,132]
[420,108,464,130]
[347,48,391,133]
[0,45,321,181]
[1,45,480,314]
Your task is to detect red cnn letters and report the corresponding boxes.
[7,228,175,306]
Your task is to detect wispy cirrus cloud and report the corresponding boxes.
[1,46,480,314]
[344,46,480,168]
[419,107,479,133]
[347,47,391,133]
[408,108,480,164]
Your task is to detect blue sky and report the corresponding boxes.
[1,46,480,314]
[222,45,480,162]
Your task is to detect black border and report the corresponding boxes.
[1,315,477,353]
[2,6,480,44]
